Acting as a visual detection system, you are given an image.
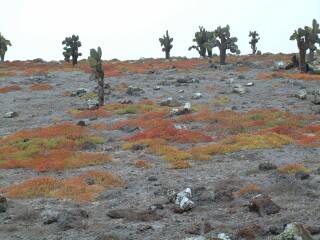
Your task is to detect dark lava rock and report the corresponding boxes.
[120,124,139,132]
[56,208,89,231]
[249,196,281,216]
[295,171,310,180]
[259,162,277,170]
[132,144,145,151]
[186,220,212,235]
[81,141,97,150]
[107,208,161,221]
[213,189,234,202]
[76,120,86,126]
[269,225,285,235]
[0,195,8,213]
[235,224,262,239]
[147,176,158,182]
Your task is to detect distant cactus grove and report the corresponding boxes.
[0,19,319,73]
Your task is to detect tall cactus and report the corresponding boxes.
[308,19,320,61]
[204,25,240,65]
[88,47,105,106]
[249,31,260,55]
[0,33,12,62]
[159,30,173,59]
[188,26,210,58]
[62,35,82,66]
[290,20,320,72]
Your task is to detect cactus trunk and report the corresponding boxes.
[98,79,104,106]
[72,56,78,66]
[0,54,4,62]
[220,48,226,65]
[299,50,307,72]
[165,51,170,60]
[252,44,256,55]
[207,49,212,58]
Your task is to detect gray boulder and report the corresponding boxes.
[273,222,314,240]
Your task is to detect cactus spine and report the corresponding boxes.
[88,47,105,106]
[0,33,12,62]
[204,25,240,65]
[62,35,82,66]
[290,19,320,72]
[249,31,260,55]
[159,30,173,59]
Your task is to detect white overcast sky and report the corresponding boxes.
[0,0,319,61]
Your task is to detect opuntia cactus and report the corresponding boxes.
[159,30,173,60]
[249,31,260,55]
[0,33,12,62]
[62,35,82,66]
[188,26,210,58]
[308,19,320,61]
[204,25,240,65]
[290,20,320,72]
[88,47,105,106]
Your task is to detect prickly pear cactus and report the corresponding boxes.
[188,26,210,58]
[159,30,173,59]
[249,31,260,55]
[204,25,240,65]
[62,35,82,66]
[88,47,105,106]
[290,19,320,72]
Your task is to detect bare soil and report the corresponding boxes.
[0,59,320,240]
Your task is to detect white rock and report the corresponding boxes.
[218,233,231,240]
[175,188,194,211]
[298,89,307,99]
[4,112,18,118]
[245,82,254,86]
[184,102,191,110]
[171,109,179,114]
[174,124,187,129]
[154,86,161,90]
[192,93,202,99]
[233,84,246,94]
[226,78,234,84]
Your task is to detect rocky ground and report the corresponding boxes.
[0,57,320,240]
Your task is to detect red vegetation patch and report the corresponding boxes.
[169,160,192,169]
[29,84,53,91]
[112,109,172,130]
[1,171,125,203]
[234,185,261,197]
[277,163,311,174]
[0,85,21,93]
[75,108,111,119]
[134,160,152,168]
[0,123,109,172]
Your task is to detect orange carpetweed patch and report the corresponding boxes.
[1,171,125,203]
[134,160,152,168]
[169,160,192,169]
[0,123,109,172]
[91,123,110,130]
[235,66,250,73]
[277,163,311,174]
[0,85,21,93]
[234,185,261,197]
[111,109,172,130]
[288,72,320,81]
[29,84,53,91]
[206,86,217,91]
